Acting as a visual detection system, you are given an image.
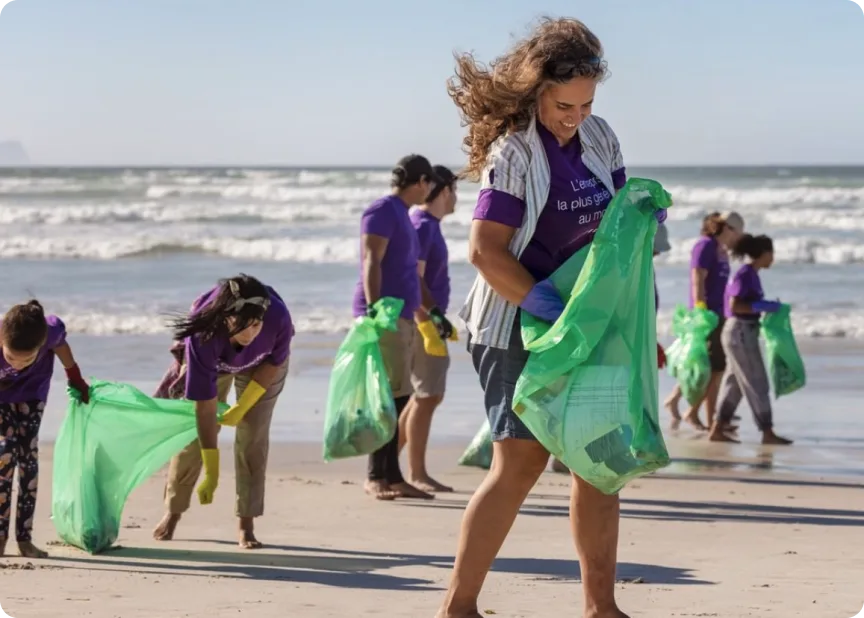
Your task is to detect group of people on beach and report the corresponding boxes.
[0,16,794,618]
[662,212,793,446]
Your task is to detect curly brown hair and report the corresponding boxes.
[448,17,608,181]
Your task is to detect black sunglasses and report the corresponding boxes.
[546,56,603,80]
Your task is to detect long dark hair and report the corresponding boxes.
[170,274,270,342]
[731,234,774,260]
[1,299,48,352]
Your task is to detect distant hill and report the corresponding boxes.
[0,141,30,165]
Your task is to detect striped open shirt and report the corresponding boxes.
[458,113,624,349]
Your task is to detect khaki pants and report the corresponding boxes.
[378,318,416,399]
[163,361,289,517]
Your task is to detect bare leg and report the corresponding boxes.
[663,385,682,427]
[571,475,629,617]
[404,395,451,492]
[0,537,5,557]
[703,372,723,429]
[397,397,414,453]
[238,516,263,549]
[438,439,549,617]
[153,513,182,540]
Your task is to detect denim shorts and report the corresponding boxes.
[468,314,536,442]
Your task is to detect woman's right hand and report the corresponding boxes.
[519,280,565,323]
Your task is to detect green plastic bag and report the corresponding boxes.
[666,306,719,404]
[512,178,672,495]
[322,297,403,461]
[458,422,493,469]
[760,303,806,398]
[52,380,229,554]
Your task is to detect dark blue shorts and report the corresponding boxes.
[468,315,536,442]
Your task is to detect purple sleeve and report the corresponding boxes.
[473,188,526,229]
[415,221,433,261]
[45,315,68,350]
[267,310,293,367]
[184,335,219,401]
[361,206,396,239]
[727,271,746,299]
[691,239,715,271]
[612,167,627,191]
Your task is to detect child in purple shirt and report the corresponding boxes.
[152,274,293,549]
[710,234,792,446]
[0,300,90,558]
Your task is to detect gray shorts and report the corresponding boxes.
[468,315,536,442]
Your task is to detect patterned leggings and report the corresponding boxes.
[0,400,45,542]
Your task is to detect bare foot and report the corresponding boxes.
[390,481,434,500]
[586,609,630,618]
[153,513,181,541]
[709,430,740,443]
[364,480,398,501]
[664,396,682,421]
[410,476,453,493]
[238,530,263,549]
[762,433,793,445]
[683,413,708,431]
[434,611,484,618]
[669,417,682,430]
[17,541,48,558]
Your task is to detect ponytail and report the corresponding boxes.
[169,274,271,342]
[1,299,49,352]
[731,234,774,260]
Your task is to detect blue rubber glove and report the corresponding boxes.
[655,209,668,224]
[752,300,781,313]
[519,279,565,323]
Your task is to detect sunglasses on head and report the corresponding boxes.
[546,56,603,79]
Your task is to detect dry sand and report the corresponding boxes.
[1,442,863,618]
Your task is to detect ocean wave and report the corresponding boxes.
[665,185,864,209]
[3,233,860,265]
[9,308,864,340]
[656,236,864,266]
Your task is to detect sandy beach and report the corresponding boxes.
[1,440,862,618]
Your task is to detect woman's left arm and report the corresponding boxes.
[54,342,90,403]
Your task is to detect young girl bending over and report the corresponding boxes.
[709,235,793,445]
[0,300,90,557]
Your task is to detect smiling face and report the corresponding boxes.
[536,77,598,145]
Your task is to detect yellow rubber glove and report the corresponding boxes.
[417,320,447,357]
[448,329,459,342]
[695,301,708,310]
[197,448,219,505]
[219,380,266,427]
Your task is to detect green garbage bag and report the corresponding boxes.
[458,422,493,469]
[322,297,403,461]
[761,303,806,398]
[512,178,672,495]
[52,380,229,554]
[666,306,719,404]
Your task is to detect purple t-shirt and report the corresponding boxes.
[473,122,626,280]
[184,286,294,401]
[0,315,67,403]
[724,264,764,320]
[689,236,731,315]
[352,195,421,319]
[411,209,450,312]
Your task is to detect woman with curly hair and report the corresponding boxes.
[437,17,662,618]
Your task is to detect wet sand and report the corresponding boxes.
[1,442,862,617]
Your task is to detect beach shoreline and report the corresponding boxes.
[2,442,862,617]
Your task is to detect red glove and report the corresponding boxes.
[657,343,667,370]
[65,364,90,404]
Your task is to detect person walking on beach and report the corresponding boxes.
[664,211,744,431]
[709,234,793,445]
[0,300,90,558]
[437,18,664,618]
[398,165,459,493]
[354,154,447,501]
[152,274,293,549]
